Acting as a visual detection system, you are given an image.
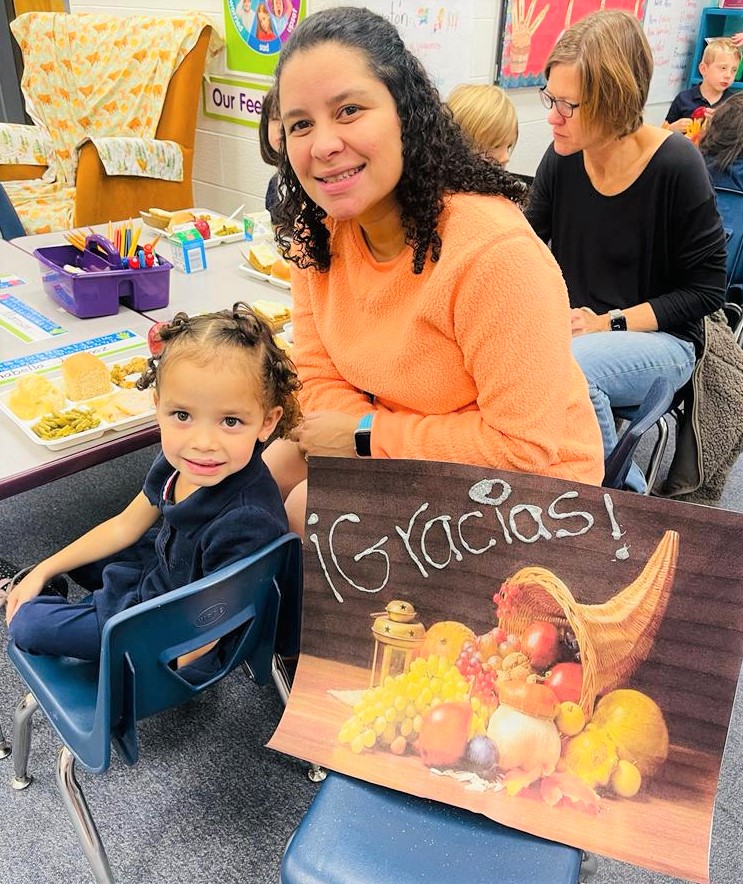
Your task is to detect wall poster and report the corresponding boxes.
[498,0,646,88]
[270,457,743,884]
[222,0,307,77]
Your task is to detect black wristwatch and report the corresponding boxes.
[609,309,627,331]
[354,413,373,457]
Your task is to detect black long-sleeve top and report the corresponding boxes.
[525,133,727,355]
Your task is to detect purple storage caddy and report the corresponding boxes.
[34,233,172,319]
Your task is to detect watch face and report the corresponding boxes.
[354,429,372,457]
[610,312,627,331]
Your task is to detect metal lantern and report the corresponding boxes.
[369,600,426,688]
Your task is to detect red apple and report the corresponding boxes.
[193,218,210,240]
[521,620,560,669]
[416,701,472,767]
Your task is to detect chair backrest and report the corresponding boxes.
[715,186,743,288]
[8,533,302,773]
[603,377,676,490]
[10,12,213,185]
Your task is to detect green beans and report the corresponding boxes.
[31,408,101,439]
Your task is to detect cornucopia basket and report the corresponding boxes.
[497,530,679,718]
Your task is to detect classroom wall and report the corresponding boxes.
[67,0,670,210]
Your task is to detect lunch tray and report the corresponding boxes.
[0,349,156,450]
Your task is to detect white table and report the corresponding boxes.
[2,225,294,499]
[0,239,159,499]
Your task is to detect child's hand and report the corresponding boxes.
[5,570,46,625]
[667,118,691,134]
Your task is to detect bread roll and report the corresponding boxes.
[8,374,65,420]
[62,352,111,400]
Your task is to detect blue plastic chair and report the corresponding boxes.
[280,772,592,884]
[5,533,302,884]
[604,377,676,493]
[715,186,743,290]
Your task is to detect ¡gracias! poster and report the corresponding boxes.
[270,457,743,883]
[223,0,306,76]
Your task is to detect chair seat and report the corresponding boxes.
[280,773,583,884]
[7,648,101,760]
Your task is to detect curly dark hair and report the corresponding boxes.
[273,6,528,274]
[138,302,301,439]
[700,92,743,175]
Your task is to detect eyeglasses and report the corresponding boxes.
[539,87,580,119]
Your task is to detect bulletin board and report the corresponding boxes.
[496,0,708,100]
[498,0,646,88]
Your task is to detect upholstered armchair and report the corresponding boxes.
[0,12,219,234]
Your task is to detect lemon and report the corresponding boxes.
[556,701,585,736]
[611,759,642,798]
[590,689,668,777]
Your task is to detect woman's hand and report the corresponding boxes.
[732,32,743,47]
[289,411,360,458]
[5,570,46,625]
[570,307,607,336]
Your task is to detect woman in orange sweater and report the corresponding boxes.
[265,7,603,534]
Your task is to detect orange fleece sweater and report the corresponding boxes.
[290,192,604,485]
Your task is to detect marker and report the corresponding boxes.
[121,257,130,270]
[145,253,155,268]
[129,256,140,269]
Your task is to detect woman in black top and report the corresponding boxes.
[526,10,726,491]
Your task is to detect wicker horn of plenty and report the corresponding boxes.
[498,530,680,718]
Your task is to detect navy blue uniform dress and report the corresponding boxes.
[8,445,288,661]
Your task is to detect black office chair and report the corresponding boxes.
[0,182,25,239]
[604,378,676,493]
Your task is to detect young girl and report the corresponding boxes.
[446,83,518,167]
[255,2,277,42]
[4,303,301,666]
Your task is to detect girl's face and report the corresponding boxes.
[280,43,404,228]
[272,0,283,17]
[155,355,281,493]
[258,6,271,32]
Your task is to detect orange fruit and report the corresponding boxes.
[419,621,475,663]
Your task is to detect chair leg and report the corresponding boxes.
[271,654,292,706]
[645,415,670,494]
[56,746,114,884]
[307,764,327,783]
[0,723,10,759]
[10,691,38,789]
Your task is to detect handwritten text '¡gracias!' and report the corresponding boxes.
[306,478,625,604]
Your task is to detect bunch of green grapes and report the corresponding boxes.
[338,654,488,755]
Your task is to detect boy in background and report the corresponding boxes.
[664,38,741,134]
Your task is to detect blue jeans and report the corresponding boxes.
[571,331,696,492]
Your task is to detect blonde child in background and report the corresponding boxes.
[446,83,518,166]
[664,38,741,134]
[5,304,300,674]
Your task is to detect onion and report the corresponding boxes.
[487,704,561,773]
